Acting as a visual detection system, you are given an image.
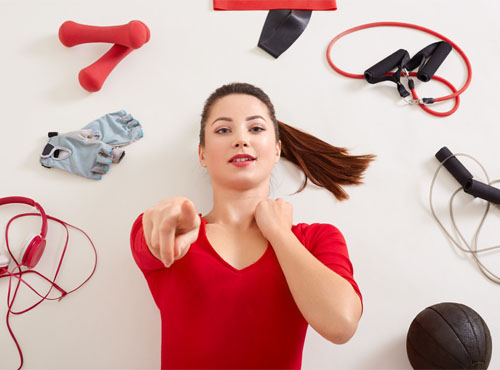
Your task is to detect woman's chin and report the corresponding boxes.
[216,176,269,192]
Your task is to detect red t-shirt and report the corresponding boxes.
[130,213,361,369]
[213,0,337,10]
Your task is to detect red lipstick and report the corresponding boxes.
[229,154,256,167]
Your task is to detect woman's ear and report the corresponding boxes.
[275,140,281,163]
[198,144,207,168]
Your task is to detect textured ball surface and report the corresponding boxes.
[407,302,492,369]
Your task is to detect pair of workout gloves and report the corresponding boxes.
[40,111,143,180]
[58,20,150,92]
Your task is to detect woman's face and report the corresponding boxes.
[199,93,281,191]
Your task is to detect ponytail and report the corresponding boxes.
[278,120,375,201]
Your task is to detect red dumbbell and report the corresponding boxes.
[59,20,150,49]
[78,44,134,92]
[58,20,150,92]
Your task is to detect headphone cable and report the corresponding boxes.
[2,212,97,370]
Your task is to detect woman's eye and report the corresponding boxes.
[251,127,264,132]
[216,128,229,134]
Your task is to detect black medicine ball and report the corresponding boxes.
[406,302,492,369]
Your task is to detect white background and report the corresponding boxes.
[1,0,499,369]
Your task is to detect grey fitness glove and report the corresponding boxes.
[40,131,115,180]
[39,110,144,180]
[82,110,143,147]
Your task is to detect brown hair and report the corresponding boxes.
[200,82,375,201]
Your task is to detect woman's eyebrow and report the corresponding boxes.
[246,115,266,122]
[211,117,232,126]
[211,115,266,126]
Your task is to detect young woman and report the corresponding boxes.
[130,82,374,369]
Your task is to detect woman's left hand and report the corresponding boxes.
[254,198,293,240]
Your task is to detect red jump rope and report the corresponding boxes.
[326,22,472,117]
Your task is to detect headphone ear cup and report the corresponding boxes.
[21,234,46,269]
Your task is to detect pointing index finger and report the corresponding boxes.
[176,200,199,233]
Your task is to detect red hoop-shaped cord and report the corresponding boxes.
[326,22,472,117]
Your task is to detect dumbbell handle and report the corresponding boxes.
[78,44,133,92]
[59,20,149,49]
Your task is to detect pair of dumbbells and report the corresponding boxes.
[59,20,150,92]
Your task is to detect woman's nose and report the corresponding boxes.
[234,141,248,148]
[233,135,249,148]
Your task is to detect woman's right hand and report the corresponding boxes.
[142,197,201,268]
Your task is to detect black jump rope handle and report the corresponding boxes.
[435,146,473,186]
[435,146,500,204]
[464,180,500,204]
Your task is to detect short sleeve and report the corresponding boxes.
[130,213,165,273]
[299,223,362,308]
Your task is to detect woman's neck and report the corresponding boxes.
[203,185,269,230]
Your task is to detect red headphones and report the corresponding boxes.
[0,196,98,370]
[0,196,48,269]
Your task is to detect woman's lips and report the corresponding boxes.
[230,158,255,167]
[229,153,256,167]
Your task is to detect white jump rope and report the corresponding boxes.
[430,152,500,284]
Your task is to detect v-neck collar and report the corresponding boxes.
[199,214,271,273]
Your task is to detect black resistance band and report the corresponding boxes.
[258,9,312,58]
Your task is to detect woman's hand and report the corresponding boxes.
[142,197,200,268]
[254,198,293,240]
